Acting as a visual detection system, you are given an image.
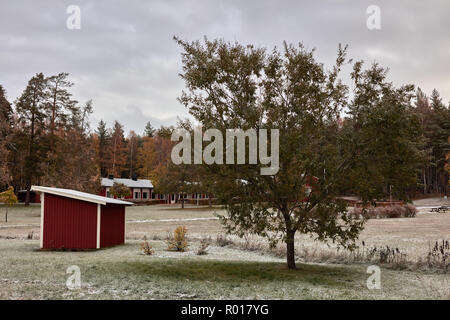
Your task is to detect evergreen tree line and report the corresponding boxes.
[0,70,449,206]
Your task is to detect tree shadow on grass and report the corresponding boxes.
[110,259,364,288]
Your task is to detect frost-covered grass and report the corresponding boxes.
[0,240,448,300]
[126,204,223,221]
[0,203,449,299]
[0,203,41,226]
[1,203,449,262]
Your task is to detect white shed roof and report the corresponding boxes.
[31,186,133,206]
[101,178,153,188]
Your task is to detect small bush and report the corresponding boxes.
[351,204,417,219]
[404,204,417,217]
[215,234,233,247]
[196,237,211,255]
[167,226,189,252]
[427,240,449,272]
[140,236,154,255]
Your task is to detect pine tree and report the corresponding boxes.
[14,73,48,205]
[0,85,12,186]
[95,120,111,177]
[45,73,77,147]
[110,121,127,177]
[428,90,450,194]
[144,121,155,138]
[126,131,140,179]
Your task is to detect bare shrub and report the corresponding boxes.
[215,234,233,247]
[167,226,189,252]
[140,236,154,255]
[404,204,418,217]
[350,204,417,219]
[196,237,211,255]
[152,234,163,241]
[427,240,450,272]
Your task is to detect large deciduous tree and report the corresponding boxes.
[0,186,18,222]
[175,38,424,269]
[109,182,131,199]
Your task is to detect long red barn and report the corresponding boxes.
[31,186,133,250]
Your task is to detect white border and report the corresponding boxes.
[96,204,101,249]
[31,185,132,206]
[40,193,44,248]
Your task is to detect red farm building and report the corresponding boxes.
[99,176,154,201]
[17,190,41,203]
[99,176,214,205]
[31,186,133,250]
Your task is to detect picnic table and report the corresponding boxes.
[430,206,448,213]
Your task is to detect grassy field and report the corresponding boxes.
[0,203,449,299]
[0,240,448,300]
[1,203,448,260]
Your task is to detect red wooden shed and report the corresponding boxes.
[31,186,133,250]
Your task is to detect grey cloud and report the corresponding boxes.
[1,0,449,133]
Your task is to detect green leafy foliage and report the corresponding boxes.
[175,37,425,269]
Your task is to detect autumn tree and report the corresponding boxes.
[175,38,424,269]
[150,120,200,208]
[154,162,193,208]
[109,182,131,199]
[137,134,173,180]
[0,186,18,223]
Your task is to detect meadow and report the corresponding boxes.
[0,202,448,299]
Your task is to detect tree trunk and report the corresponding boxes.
[25,185,31,207]
[286,230,296,269]
[5,207,7,223]
[181,195,185,209]
[423,170,427,194]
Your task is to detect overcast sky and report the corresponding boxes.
[1,0,449,134]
